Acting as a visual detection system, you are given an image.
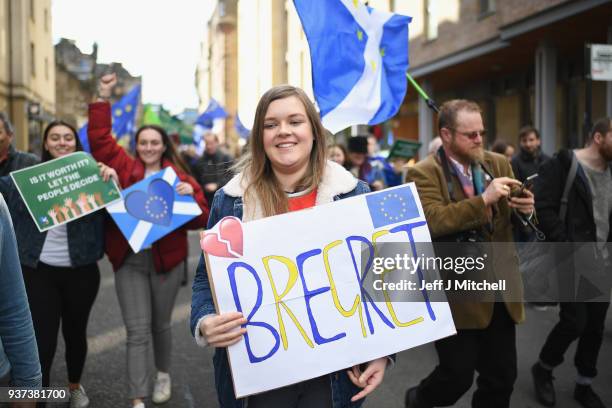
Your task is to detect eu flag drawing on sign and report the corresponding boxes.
[78,84,142,152]
[366,185,419,228]
[105,167,202,253]
[293,0,411,134]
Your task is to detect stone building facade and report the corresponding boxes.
[0,0,56,152]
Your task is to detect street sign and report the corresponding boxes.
[591,44,612,81]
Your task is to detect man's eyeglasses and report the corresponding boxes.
[447,128,487,139]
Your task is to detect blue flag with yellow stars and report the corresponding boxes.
[105,167,202,253]
[366,185,419,228]
[113,84,141,150]
[293,0,411,134]
[78,84,141,152]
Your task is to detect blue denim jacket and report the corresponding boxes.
[191,170,372,408]
[0,177,105,268]
[0,194,42,387]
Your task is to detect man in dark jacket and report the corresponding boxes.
[511,126,550,182]
[191,132,233,205]
[0,112,38,177]
[531,117,612,408]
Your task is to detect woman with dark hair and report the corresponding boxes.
[190,85,389,408]
[0,120,118,408]
[88,74,209,408]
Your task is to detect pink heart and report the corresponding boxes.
[200,232,235,258]
[219,217,243,256]
[200,217,243,258]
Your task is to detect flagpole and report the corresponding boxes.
[406,73,439,114]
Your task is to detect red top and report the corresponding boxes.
[87,102,209,273]
[287,189,317,212]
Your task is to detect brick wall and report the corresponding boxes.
[409,0,569,68]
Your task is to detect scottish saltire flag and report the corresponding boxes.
[196,98,228,127]
[192,124,207,154]
[234,114,251,139]
[192,98,228,153]
[366,185,419,228]
[78,84,142,152]
[293,0,411,134]
[106,167,202,252]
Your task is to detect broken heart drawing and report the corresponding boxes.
[200,216,244,258]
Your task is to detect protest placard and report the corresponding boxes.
[106,167,202,252]
[10,152,121,232]
[202,183,456,397]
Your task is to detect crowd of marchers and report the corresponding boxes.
[1,75,611,408]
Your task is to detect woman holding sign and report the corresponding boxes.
[0,120,118,408]
[88,74,209,408]
[190,85,389,407]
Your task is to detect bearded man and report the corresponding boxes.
[404,99,534,408]
[511,125,550,183]
[530,117,612,408]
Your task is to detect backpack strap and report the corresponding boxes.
[559,152,578,222]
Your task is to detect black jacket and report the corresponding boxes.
[534,148,612,243]
[191,150,233,202]
[0,145,38,177]
[511,148,550,182]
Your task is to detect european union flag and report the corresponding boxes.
[105,167,202,252]
[78,84,142,152]
[366,185,419,228]
[196,98,228,127]
[293,0,411,134]
[235,114,250,139]
[113,84,141,149]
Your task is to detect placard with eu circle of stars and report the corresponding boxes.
[365,185,420,228]
[106,167,202,253]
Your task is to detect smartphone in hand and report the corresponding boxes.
[511,173,538,197]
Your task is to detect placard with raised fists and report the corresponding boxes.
[10,152,121,232]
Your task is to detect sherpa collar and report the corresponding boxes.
[223,160,358,221]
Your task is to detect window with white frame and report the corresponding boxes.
[425,0,438,40]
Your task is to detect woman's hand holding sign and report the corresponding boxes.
[347,357,388,402]
[175,181,194,196]
[98,162,119,184]
[200,312,247,347]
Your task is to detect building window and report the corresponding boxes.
[30,43,35,77]
[425,0,438,40]
[480,0,496,16]
[30,0,35,21]
[45,57,49,81]
[44,9,49,32]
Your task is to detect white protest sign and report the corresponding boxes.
[202,184,456,397]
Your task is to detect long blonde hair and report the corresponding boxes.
[234,85,327,217]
